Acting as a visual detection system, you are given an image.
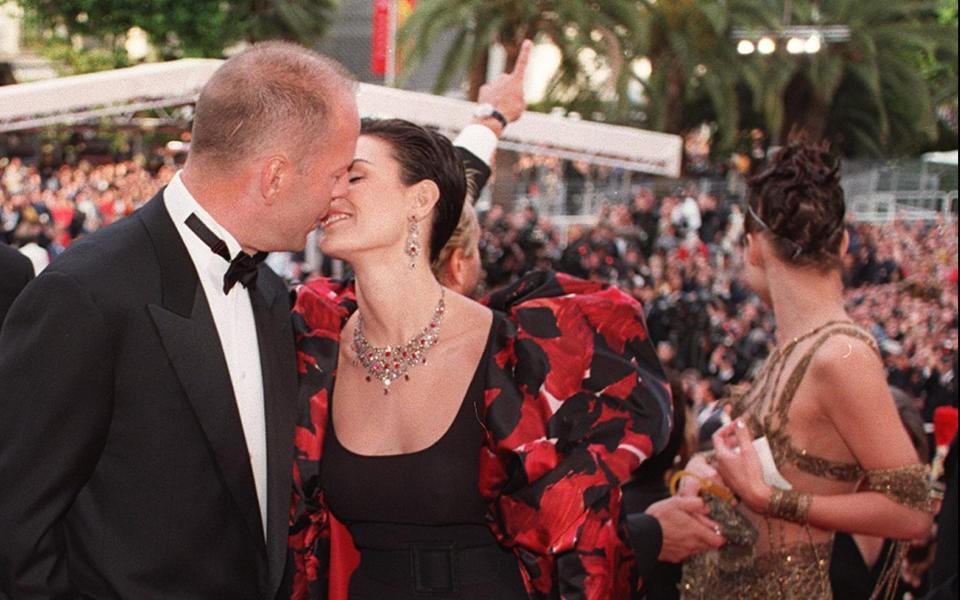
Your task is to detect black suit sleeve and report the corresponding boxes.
[0,271,113,598]
[0,243,34,327]
[923,575,958,600]
[625,512,664,587]
[454,146,492,204]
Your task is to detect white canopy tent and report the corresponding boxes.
[922,150,959,166]
[0,59,682,176]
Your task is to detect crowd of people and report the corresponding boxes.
[478,187,958,428]
[3,152,957,428]
[0,157,172,272]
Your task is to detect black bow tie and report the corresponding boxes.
[185,213,268,294]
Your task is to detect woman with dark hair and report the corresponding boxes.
[678,137,935,599]
[286,44,672,600]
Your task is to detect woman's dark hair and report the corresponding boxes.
[746,134,846,269]
[359,118,466,262]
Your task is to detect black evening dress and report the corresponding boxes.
[320,315,527,599]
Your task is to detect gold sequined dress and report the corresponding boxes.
[680,321,934,600]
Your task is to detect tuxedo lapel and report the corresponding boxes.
[250,272,298,596]
[139,195,267,557]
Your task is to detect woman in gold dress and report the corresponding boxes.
[678,138,935,599]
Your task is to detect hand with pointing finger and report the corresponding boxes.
[474,39,533,134]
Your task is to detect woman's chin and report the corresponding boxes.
[317,240,350,262]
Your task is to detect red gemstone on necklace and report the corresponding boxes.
[385,351,391,357]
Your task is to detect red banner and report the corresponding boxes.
[370,0,416,76]
[370,0,390,75]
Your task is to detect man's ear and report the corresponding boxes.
[260,155,290,205]
[445,246,467,290]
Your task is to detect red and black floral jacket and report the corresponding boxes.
[288,270,672,599]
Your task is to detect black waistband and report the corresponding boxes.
[358,540,513,594]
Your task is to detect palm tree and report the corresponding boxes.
[630,0,778,151]
[740,0,957,155]
[398,0,645,101]
[242,0,338,47]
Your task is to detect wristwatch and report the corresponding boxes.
[472,103,509,129]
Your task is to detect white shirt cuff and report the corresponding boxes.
[452,124,497,166]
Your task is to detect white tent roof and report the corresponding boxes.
[0,59,223,131]
[922,150,958,166]
[0,58,682,176]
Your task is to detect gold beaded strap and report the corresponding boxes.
[863,463,937,514]
[768,430,864,482]
[761,324,879,482]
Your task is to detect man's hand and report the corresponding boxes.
[475,39,532,133]
[646,496,725,563]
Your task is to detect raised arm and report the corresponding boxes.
[452,38,531,169]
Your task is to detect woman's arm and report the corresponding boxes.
[714,336,934,540]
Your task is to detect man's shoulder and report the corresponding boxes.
[0,242,32,279]
[45,201,175,296]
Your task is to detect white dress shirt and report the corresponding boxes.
[164,172,268,537]
[453,124,499,164]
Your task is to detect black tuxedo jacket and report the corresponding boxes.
[0,241,33,327]
[457,145,491,205]
[0,192,298,599]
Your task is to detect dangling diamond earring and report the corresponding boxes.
[405,216,421,269]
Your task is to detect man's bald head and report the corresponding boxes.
[190,41,356,171]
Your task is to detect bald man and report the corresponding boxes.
[0,42,359,599]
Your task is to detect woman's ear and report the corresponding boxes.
[745,233,763,268]
[839,229,850,258]
[409,179,440,220]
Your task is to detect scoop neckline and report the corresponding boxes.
[330,311,498,459]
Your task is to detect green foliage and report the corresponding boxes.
[784,0,956,156]
[17,0,337,62]
[399,0,645,99]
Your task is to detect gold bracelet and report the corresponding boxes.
[767,488,813,524]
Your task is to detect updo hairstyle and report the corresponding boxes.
[746,135,846,270]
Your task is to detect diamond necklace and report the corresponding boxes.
[351,288,446,395]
